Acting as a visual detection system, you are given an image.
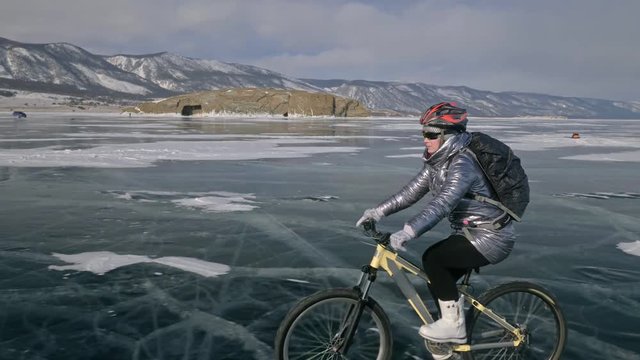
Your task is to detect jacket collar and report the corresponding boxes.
[423,132,471,166]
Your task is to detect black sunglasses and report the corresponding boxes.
[422,132,441,140]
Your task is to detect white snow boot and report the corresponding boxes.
[419,296,466,344]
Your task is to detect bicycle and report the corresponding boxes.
[274,220,567,360]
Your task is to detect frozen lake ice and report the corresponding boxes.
[0,112,639,359]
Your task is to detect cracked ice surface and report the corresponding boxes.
[1,114,639,360]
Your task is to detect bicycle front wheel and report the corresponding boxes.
[464,281,567,360]
[274,288,392,360]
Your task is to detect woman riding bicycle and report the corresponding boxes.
[356,102,516,344]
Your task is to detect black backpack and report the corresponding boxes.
[464,132,530,221]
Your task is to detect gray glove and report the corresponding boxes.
[390,225,416,251]
[356,208,384,227]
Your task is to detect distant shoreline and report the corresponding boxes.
[0,89,125,114]
[3,90,637,120]
[1,105,124,114]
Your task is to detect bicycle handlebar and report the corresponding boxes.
[361,219,391,246]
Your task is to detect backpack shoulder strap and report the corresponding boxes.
[461,147,522,222]
[466,193,522,222]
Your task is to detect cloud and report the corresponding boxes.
[1,0,639,100]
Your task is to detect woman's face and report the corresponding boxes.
[423,134,442,155]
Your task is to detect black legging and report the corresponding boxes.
[422,234,490,301]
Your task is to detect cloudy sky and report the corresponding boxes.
[2,0,639,101]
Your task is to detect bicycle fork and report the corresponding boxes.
[332,265,377,354]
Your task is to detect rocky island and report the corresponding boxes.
[123,88,370,117]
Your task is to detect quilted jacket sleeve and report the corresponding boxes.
[376,164,431,216]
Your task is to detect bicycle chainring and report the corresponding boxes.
[425,340,453,358]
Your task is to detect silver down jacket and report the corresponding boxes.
[376,132,515,264]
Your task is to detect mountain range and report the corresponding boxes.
[1,36,639,118]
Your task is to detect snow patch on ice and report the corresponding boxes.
[152,256,232,277]
[501,133,640,151]
[560,150,640,163]
[0,138,364,168]
[105,190,259,213]
[617,241,640,257]
[386,153,421,158]
[60,132,398,141]
[285,278,310,284]
[49,251,231,277]
[50,252,149,275]
[0,137,108,142]
[172,194,258,213]
[387,145,424,157]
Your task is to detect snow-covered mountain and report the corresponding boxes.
[105,52,321,93]
[303,79,640,118]
[0,37,169,98]
[1,37,639,118]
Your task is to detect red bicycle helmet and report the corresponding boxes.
[419,102,468,131]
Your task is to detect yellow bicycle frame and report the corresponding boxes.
[367,243,525,352]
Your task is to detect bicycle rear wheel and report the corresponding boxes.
[274,288,392,360]
[463,281,567,360]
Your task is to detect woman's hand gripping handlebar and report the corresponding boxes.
[360,219,391,247]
